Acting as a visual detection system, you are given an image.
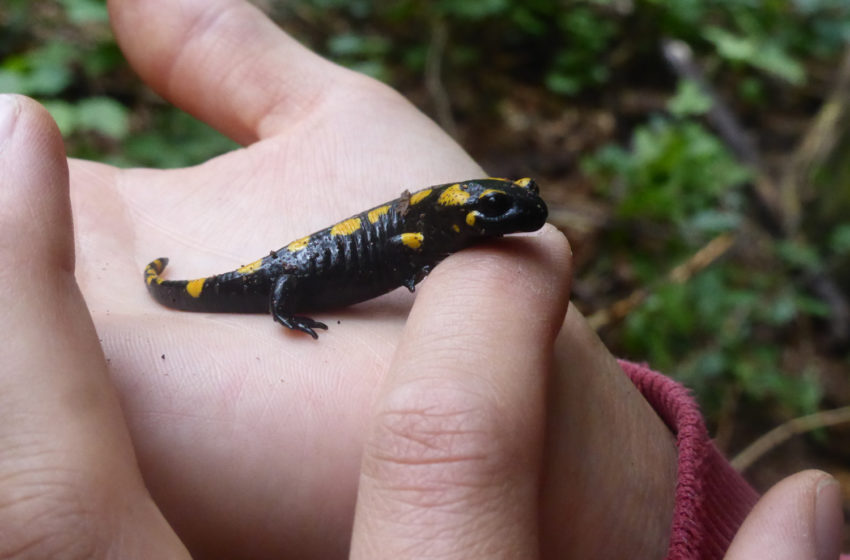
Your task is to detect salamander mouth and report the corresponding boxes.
[474,198,548,233]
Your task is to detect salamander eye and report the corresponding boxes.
[514,177,539,194]
[478,192,513,217]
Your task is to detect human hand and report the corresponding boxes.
[0,93,661,559]
[77,0,500,554]
[0,90,839,560]
[7,0,682,557]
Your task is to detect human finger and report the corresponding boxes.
[0,95,188,558]
[724,470,844,560]
[350,225,572,559]
[108,0,348,144]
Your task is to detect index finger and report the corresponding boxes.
[350,226,572,559]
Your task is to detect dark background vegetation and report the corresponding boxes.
[3,0,849,543]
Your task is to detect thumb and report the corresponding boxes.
[724,470,844,560]
[0,95,188,558]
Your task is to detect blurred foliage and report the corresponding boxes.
[0,0,237,166]
[2,0,849,427]
[281,0,850,103]
[580,105,832,417]
[584,117,750,224]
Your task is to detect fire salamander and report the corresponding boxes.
[144,178,547,338]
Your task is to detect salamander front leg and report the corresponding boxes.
[270,274,328,339]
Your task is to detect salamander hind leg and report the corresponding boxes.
[270,274,328,339]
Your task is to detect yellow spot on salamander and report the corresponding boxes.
[367,205,390,224]
[480,188,503,197]
[144,258,168,285]
[437,184,470,206]
[452,224,460,233]
[331,217,362,236]
[186,278,205,298]
[466,211,478,226]
[287,236,310,252]
[487,177,509,182]
[237,259,263,274]
[400,232,424,250]
[515,177,533,188]
[144,264,162,285]
[409,189,432,205]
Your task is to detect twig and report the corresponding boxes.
[731,405,850,472]
[662,39,850,344]
[587,233,735,331]
[661,39,761,167]
[781,44,850,345]
[668,232,736,283]
[779,45,850,234]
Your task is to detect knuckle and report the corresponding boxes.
[363,379,514,507]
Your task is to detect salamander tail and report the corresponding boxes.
[143,257,269,313]
[143,257,203,310]
[144,257,169,282]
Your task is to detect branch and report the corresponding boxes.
[779,45,850,234]
[587,233,735,330]
[731,405,850,472]
[661,39,761,167]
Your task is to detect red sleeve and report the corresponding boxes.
[619,360,760,560]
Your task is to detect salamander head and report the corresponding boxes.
[435,178,548,237]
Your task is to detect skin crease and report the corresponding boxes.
[0,0,840,558]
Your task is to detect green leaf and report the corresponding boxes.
[667,79,713,117]
[829,224,850,256]
[688,209,741,234]
[5,43,76,96]
[438,0,508,19]
[544,72,582,96]
[40,100,77,135]
[0,70,26,94]
[123,108,238,168]
[327,33,389,57]
[776,240,822,271]
[74,97,130,139]
[585,118,750,223]
[59,0,110,23]
[703,26,806,85]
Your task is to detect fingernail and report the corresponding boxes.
[0,95,20,145]
[815,476,843,560]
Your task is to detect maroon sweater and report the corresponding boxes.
[620,360,847,559]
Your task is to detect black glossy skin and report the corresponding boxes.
[144,178,548,338]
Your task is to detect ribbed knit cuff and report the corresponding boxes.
[618,361,759,560]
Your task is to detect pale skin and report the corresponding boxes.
[0,0,842,558]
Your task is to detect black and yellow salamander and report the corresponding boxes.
[144,178,547,338]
